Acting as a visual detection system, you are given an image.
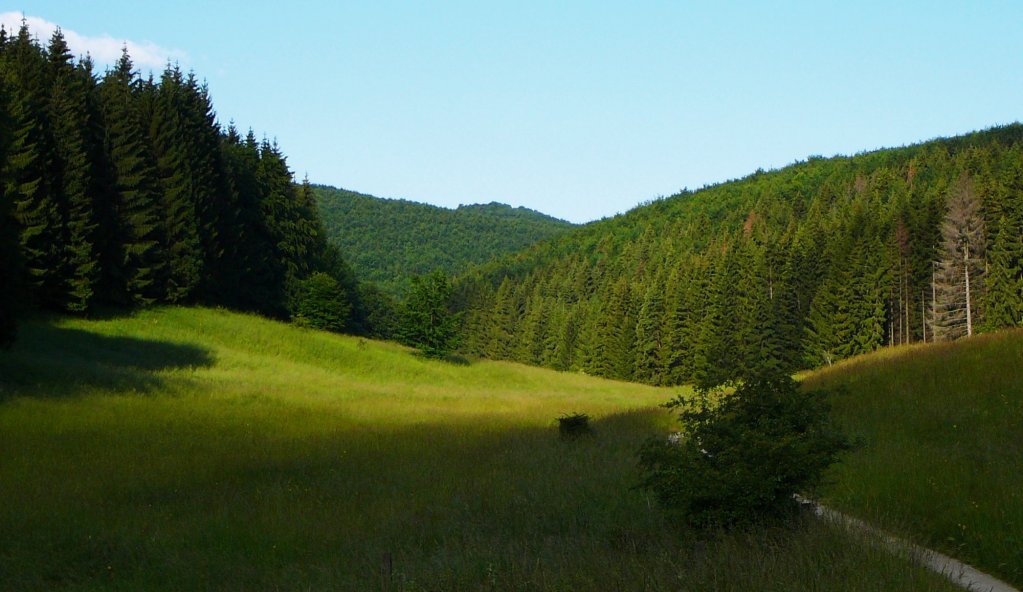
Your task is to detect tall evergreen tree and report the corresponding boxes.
[2,23,62,307]
[147,64,202,302]
[634,280,666,384]
[0,70,19,346]
[99,48,164,304]
[983,217,1023,329]
[46,28,100,312]
[400,270,459,358]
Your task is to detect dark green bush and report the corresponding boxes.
[290,272,352,332]
[558,412,592,439]
[638,372,851,529]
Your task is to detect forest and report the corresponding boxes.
[454,125,1023,387]
[4,18,1023,390]
[0,22,368,343]
[315,184,574,295]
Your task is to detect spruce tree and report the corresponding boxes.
[46,28,100,312]
[0,72,19,346]
[400,270,459,358]
[486,277,519,359]
[99,48,164,305]
[148,64,202,302]
[983,217,1022,328]
[634,280,666,384]
[220,127,282,313]
[3,23,62,307]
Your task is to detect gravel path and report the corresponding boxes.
[795,495,1019,592]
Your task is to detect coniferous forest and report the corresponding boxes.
[0,23,364,343]
[3,20,1023,389]
[454,125,1023,387]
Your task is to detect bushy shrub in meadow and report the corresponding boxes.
[558,412,592,439]
[639,371,851,529]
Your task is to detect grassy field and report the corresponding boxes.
[808,330,1023,587]
[0,307,960,591]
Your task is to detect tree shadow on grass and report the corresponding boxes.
[0,322,215,400]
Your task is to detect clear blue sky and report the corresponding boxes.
[11,1,1023,223]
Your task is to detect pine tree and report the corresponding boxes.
[182,75,229,301]
[983,217,1022,328]
[634,279,666,384]
[486,277,519,359]
[0,71,19,346]
[219,128,282,314]
[147,64,202,302]
[99,48,164,305]
[46,28,100,312]
[399,270,459,358]
[2,23,62,307]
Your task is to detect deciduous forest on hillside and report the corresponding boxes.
[314,184,574,295]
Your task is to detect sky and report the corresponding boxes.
[7,2,1023,223]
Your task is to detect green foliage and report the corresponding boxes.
[557,412,591,439]
[399,270,459,357]
[639,372,851,529]
[0,22,381,337]
[314,185,574,295]
[459,125,1023,384]
[290,271,351,332]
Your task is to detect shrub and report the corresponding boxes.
[638,372,851,529]
[558,412,592,439]
[290,272,352,332]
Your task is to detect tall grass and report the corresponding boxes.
[0,307,960,590]
[807,330,1023,586]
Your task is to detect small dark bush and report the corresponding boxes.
[638,372,851,529]
[558,412,592,439]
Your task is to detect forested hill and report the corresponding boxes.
[455,124,1023,387]
[314,185,575,294]
[0,23,368,344]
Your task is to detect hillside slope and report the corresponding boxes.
[0,307,957,591]
[455,124,1023,387]
[807,329,1023,586]
[314,185,575,294]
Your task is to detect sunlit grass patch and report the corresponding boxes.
[0,307,962,590]
[807,329,1023,586]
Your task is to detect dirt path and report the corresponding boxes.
[795,496,1019,592]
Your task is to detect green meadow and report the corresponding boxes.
[0,307,959,591]
[809,330,1023,587]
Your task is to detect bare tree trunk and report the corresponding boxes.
[965,243,973,337]
[905,279,910,344]
[931,265,937,340]
[921,291,927,343]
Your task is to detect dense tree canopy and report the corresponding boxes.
[0,23,364,338]
[455,125,1023,385]
[314,185,575,295]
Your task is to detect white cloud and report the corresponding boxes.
[0,12,187,70]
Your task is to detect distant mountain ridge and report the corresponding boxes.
[313,185,575,294]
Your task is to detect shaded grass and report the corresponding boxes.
[0,307,961,590]
[806,329,1023,586]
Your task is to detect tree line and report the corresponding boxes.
[454,125,1023,387]
[0,22,372,344]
